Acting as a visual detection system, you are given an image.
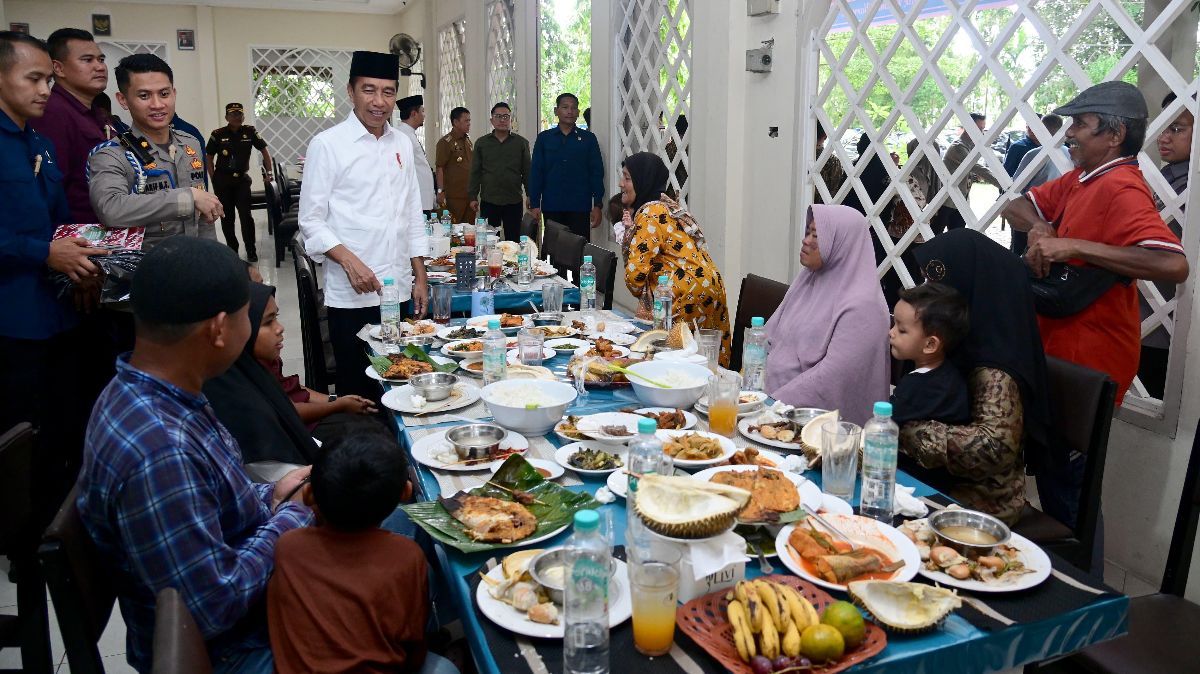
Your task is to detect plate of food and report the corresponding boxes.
[572,412,644,444]
[691,465,822,520]
[475,550,631,638]
[565,355,646,388]
[529,325,577,339]
[459,360,485,376]
[489,457,564,481]
[900,516,1051,593]
[726,447,787,468]
[380,382,480,414]
[437,324,487,341]
[573,337,630,359]
[656,430,737,468]
[604,466,688,498]
[506,347,556,365]
[402,456,600,553]
[426,256,455,272]
[627,407,697,430]
[554,442,626,476]
[739,415,803,451]
[583,319,637,335]
[409,427,530,473]
[366,349,457,383]
[553,415,588,443]
[442,338,486,360]
[545,337,590,355]
[468,313,526,335]
[777,515,921,592]
[697,390,768,414]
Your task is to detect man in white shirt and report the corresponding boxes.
[396,94,435,215]
[298,51,429,398]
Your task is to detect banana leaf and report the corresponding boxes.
[402,455,600,553]
[369,344,458,380]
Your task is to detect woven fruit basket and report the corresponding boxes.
[675,574,887,673]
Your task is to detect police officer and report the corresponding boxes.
[435,106,475,224]
[206,102,273,261]
[87,53,221,248]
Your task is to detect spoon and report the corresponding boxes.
[750,539,774,574]
[606,363,670,388]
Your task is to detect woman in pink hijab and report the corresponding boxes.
[765,205,891,425]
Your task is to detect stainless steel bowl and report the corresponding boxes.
[410,371,458,401]
[532,312,564,327]
[928,508,1011,558]
[445,423,507,460]
[428,263,454,273]
[397,334,435,353]
[528,549,618,605]
[785,407,829,432]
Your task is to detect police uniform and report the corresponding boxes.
[435,131,475,223]
[86,125,214,248]
[207,103,268,258]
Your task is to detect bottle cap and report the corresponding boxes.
[383,277,395,286]
[488,319,501,330]
[751,316,764,327]
[574,509,599,531]
[658,275,669,284]
[637,417,657,434]
[442,210,450,216]
[583,255,592,263]
[873,401,893,417]
[521,235,528,242]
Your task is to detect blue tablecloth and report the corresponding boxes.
[384,318,1128,674]
[441,279,581,314]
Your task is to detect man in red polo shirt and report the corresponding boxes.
[29,28,116,223]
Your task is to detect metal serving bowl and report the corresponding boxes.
[532,312,564,327]
[528,549,618,605]
[397,334,435,353]
[445,423,507,461]
[409,371,458,401]
[785,407,830,432]
[928,508,1011,558]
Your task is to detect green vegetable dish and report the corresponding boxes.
[568,448,624,471]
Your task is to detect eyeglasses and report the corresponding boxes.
[1161,123,1192,137]
[492,114,511,121]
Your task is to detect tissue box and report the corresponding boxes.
[678,547,746,603]
[429,236,451,257]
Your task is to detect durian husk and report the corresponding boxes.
[799,410,840,467]
[631,329,668,354]
[847,580,961,634]
[666,321,695,350]
[632,474,751,539]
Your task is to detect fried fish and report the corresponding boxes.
[439,494,538,543]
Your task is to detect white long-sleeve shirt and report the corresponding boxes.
[299,114,428,308]
[396,121,435,210]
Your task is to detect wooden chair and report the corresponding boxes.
[1014,356,1116,574]
[583,243,618,310]
[294,254,335,393]
[1064,415,1200,673]
[551,231,587,284]
[38,486,116,674]
[151,588,212,674]
[728,274,790,372]
[0,423,53,674]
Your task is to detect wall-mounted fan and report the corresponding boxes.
[389,33,426,89]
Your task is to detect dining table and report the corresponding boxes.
[379,309,1129,674]
[431,274,581,314]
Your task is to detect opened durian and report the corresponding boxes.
[631,329,668,354]
[846,580,961,634]
[799,410,840,467]
[633,474,751,539]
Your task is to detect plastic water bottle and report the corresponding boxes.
[563,510,610,674]
[482,318,507,385]
[580,255,597,315]
[425,215,435,256]
[440,209,452,238]
[625,418,662,561]
[652,274,673,331]
[517,235,534,286]
[860,401,899,523]
[380,277,401,354]
[741,316,768,392]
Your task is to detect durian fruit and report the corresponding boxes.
[631,329,668,354]
[667,321,695,349]
[633,474,751,539]
[799,410,840,467]
[846,580,961,634]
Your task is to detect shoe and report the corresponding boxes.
[248,249,259,263]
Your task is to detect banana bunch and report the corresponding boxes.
[725,579,820,662]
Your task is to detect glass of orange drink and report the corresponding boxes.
[630,545,682,656]
[706,372,741,437]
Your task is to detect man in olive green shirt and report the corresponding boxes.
[468,101,531,241]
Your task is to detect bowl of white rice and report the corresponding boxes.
[625,360,711,409]
[481,379,578,436]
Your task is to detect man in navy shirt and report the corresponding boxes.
[528,92,604,239]
[0,31,109,522]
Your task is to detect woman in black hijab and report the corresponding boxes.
[901,229,1054,525]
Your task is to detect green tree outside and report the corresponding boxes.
[539,0,591,130]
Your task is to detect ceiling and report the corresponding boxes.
[69,0,413,15]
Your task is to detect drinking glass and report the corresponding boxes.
[542,282,564,314]
[630,545,682,657]
[821,420,862,500]
[431,284,454,324]
[706,372,741,437]
[571,356,593,410]
[697,328,722,372]
[518,330,545,366]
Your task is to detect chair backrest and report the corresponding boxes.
[552,231,587,283]
[0,423,35,554]
[39,486,116,674]
[541,220,565,262]
[294,258,331,392]
[520,212,541,249]
[1163,416,1200,596]
[262,180,282,229]
[152,588,212,674]
[583,243,618,310]
[728,274,790,372]
[1044,355,1117,573]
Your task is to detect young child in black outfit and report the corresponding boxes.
[888,282,971,425]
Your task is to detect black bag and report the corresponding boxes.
[1029,262,1128,318]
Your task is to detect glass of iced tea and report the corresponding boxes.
[630,545,681,657]
[706,371,741,437]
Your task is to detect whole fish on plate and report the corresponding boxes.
[440,493,538,543]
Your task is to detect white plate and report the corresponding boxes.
[425,272,453,283]
[545,337,591,354]
[506,347,556,365]
[631,407,698,430]
[467,314,525,334]
[691,465,823,514]
[695,400,759,419]
[738,417,803,451]
[410,429,530,472]
[437,325,487,341]
[381,383,481,414]
[441,338,487,360]
[585,332,637,346]
[655,429,737,468]
[589,320,636,334]
[475,558,632,638]
[573,344,632,359]
[488,457,565,481]
[573,412,644,445]
[775,515,921,592]
[370,321,439,340]
[698,390,768,414]
[819,494,854,516]
[554,442,627,476]
[916,531,1052,593]
[605,467,690,498]
[530,326,579,340]
[364,355,457,383]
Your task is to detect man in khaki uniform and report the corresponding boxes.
[87,53,221,247]
[435,106,474,223]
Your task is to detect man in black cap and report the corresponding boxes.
[207,102,274,261]
[298,51,428,399]
[396,94,435,214]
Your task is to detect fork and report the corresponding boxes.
[808,511,861,551]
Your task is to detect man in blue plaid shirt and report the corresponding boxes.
[76,237,312,673]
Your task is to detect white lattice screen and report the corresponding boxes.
[439,20,468,137]
[613,0,692,201]
[803,0,1199,422]
[250,47,353,165]
[487,0,519,127]
[407,48,425,98]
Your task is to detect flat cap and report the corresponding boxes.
[1053,81,1148,119]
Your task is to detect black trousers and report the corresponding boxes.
[482,201,524,242]
[327,305,382,401]
[931,207,966,235]
[543,210,592,241]
[214,173,255,252]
